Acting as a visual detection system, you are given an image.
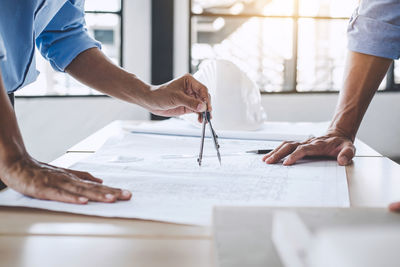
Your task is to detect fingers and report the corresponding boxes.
[185,74,211,111]
[10,158,132,205]
[151,106,189,117]
[206,93,212,112]
[67,170,103,184]
[179,93,207,113]
[337,143,356,166]
[262,142,288,161]
[36,187,89,205]
[59,179,132,203]
[283,144,321,166]
[35,171,131,203]
[389,202,400,212]
[263,142,300,164]
[40,162,103,184]
[152,74,212,117]
[263,136,356,166]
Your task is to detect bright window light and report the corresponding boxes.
[17,0,122,96]
[190,0,394,93]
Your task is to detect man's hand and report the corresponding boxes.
[389,202,400,212]
[263,52,391,167]
[263,132,356,166]
[147,74,211,119]
[0,68,131,205]
[1,156,132,204]
[65,49,211,121]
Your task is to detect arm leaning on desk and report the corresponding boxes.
[0,148,214,267]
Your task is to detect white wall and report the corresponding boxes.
[174,0,190,78]
[123,0,151,83]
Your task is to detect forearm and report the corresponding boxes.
[265,52,393,166]
[0,73,28,171]
[65,48,210,117]
[65,48,153,109]
[328,51,392,141]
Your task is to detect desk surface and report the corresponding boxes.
[0,120,396,267]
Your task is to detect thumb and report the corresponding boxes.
[337,143,355,166]
[178,94,207,112]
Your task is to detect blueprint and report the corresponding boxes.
[0,133,349,226]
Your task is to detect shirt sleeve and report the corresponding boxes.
[0,34,6,61]
[347,0,400,59]
[36,0,101,72]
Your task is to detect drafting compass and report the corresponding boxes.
[197,110,221,166]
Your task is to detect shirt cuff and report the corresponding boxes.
[348,13,400,59]
[0,35,6,61]
[46,32,101,72]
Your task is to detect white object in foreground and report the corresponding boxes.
[0,133,349,226]
[272,211,312,267]
[308,226,400,267]
[272,211,400,267]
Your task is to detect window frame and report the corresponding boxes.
[16,0,124,99]
[85,1,124,68]
[188,0,399,94]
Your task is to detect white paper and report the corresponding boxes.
[0,133,349,226]
[124,118,329,142]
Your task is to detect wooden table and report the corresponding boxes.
[1,120,398,267]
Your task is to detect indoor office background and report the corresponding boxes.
[15,0,400,163]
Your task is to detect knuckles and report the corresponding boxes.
[181,73,193,85]
[282,141,300,148]
[183,74,194,82]
[311,140,326,146]
[294,145,311,154]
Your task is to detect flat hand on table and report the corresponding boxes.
[1,155,131,204]
[262,133,356,166]
[262,133,400,213]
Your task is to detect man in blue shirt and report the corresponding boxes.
[263,0,400,211]
[0,1,211,204]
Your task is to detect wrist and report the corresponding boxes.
[142,84,168,111]
[0,150,31,184]
[139,81,175,112]
[124,74,153,108]
[326,123,356,142]
[327,107,360,142]
[0,138,28,166]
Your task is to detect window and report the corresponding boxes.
[17,0,123,96]
[190,0,399,93]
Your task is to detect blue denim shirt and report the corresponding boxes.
[0,0,100,93]
[348,0,400,59]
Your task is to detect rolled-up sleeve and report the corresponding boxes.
[0,34,6,61]
[347,0,400,59]
[36,0,101,72]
